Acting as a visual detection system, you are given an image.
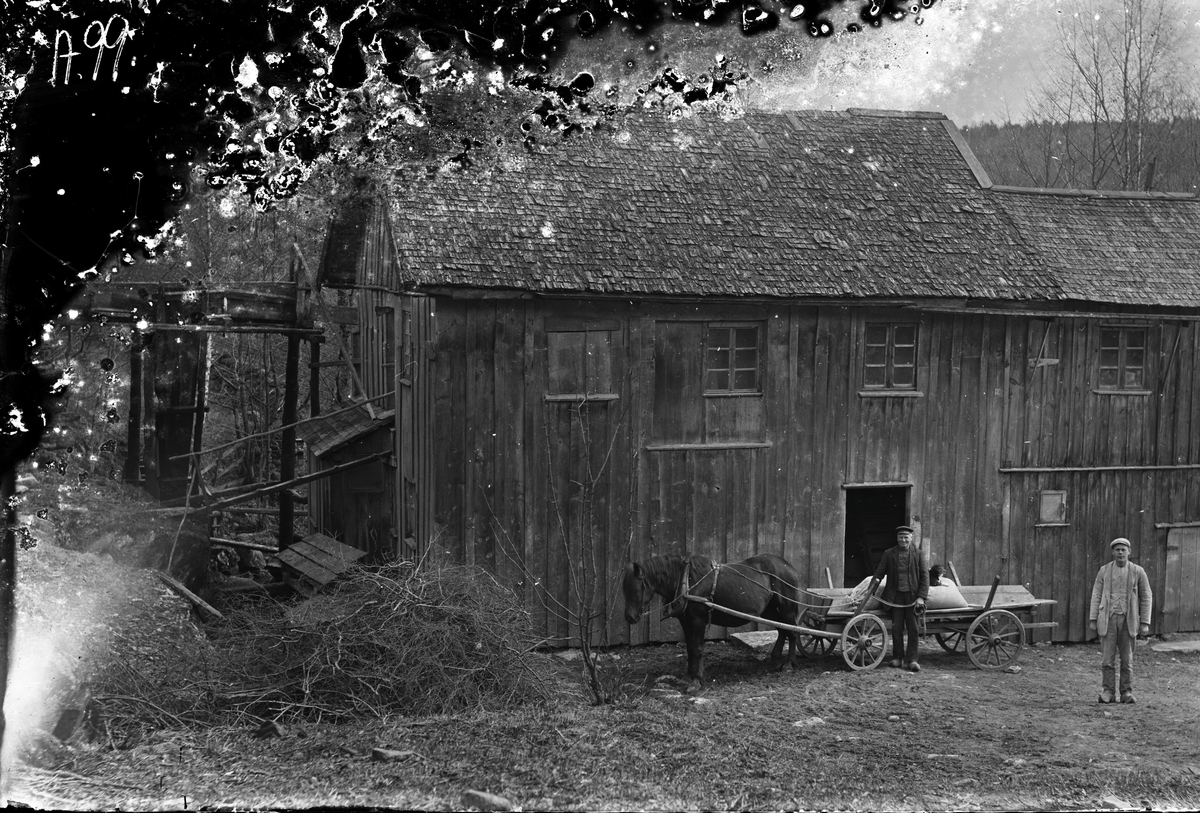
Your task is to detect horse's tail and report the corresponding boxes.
[773,564,804,625]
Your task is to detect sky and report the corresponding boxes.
[555,0,1200,126]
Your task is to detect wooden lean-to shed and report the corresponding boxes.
[334,107,1200,643]
[297,403,396,562]
[303,179,406,560]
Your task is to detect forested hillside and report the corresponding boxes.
[964,118,1200,195]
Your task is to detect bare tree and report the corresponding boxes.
[1003,0,1198,191]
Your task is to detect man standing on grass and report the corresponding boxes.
[1089,537,1152,704]
[871,525,929,673]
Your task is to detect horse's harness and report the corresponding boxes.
[663,558,722,619]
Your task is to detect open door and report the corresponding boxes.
[843,485,910,587]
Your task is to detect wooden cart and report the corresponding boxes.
[798,575,1058,671]
[683,566,1056,672]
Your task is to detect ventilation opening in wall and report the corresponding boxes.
[843,486,910,587]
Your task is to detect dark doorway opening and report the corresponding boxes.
[844,486,910,587]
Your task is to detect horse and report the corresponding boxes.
[623,553,808,694]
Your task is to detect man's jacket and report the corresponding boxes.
[1089,561,1153,636]
[872,546,930,603]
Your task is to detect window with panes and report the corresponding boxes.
[704,324,761,394]
[1098,327,1146,391]
[863,322,918,389]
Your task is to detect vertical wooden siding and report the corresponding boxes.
[422,301,1200,644]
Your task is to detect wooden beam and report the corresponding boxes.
[310,338,322,418]
[683,595,839,639]
[198,451,389,514]
[214,507,308,516]
[142,324,325,336]
[947,560,964,587]
[155,571,224,620]
[167,391,393,461]
[1001,464,1200,473]
[280,332,300,550]
[211,536,279,553]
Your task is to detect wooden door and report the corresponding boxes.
[397,295,436,556]
[1163,528,1200,633]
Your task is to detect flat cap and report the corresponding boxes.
[896,525,915,534]
[1110,537,1132,549]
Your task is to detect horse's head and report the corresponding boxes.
[623,561,657,624]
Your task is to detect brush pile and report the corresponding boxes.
[204,559,551,720]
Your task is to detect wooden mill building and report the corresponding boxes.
[314,107,1200,645]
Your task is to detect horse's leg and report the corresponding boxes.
[682,610,709,694]
[768,630,788,671]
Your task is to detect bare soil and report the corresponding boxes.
[6,475,1200,811]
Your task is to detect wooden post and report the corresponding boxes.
[279,334,300,552]
[124,332,142,482]
[984,575,1001,610]
[309,338,321,418]
[191,336,209,459]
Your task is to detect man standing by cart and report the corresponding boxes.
[871,525,929,672]
[1089,537,1152,704]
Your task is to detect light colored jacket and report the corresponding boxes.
[1089,561,1152,637]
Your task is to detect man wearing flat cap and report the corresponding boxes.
[1088,537,1152,704]
[870,525,929,672]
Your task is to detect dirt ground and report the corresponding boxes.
[5,476,1200,811]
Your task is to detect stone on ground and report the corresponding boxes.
[461,789,514,811]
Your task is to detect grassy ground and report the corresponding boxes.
[9,634,1200,811]
[7,469,1199,811]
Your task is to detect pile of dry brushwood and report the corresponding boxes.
[95,560,551,734]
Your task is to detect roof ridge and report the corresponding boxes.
[845,107,947,119]
[991,184,1198,201]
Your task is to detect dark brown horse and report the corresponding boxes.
[623,553,805,694]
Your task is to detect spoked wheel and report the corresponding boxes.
[841,613,888,671]
[966,609,1025,669]
[798,634,836,658]
[935,631,966,653]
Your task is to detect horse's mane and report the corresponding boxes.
[637,554,716,600]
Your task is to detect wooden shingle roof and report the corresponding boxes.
[390,108,1053,301]
[992,189,1200,307]
[296,404,393,458]
[386,107,1200,308]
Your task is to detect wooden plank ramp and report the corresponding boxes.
[274,532,367,596]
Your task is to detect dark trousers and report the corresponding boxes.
[1101,613,1135,694]
[891,590,920,663]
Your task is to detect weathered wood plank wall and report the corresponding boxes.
[422,299,1200,644]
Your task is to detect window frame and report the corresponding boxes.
[544,321,619,402]
[1096,325,1149,394]
[376,306,396,389]
[860,320,921,393]
[1036,489,1069,527]
[702,321,764,397]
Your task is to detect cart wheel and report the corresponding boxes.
[935,631,965,653]
[966,609,1025,669]
[798,634,835,658]
[841,614,888,671]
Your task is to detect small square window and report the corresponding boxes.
[1098,327,1146,391]
[1038,490,1068,525]
[705,323,761,395]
